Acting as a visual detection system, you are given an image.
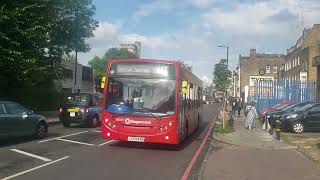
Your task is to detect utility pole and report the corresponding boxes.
[218,45,230,68]
[73,6,79,93]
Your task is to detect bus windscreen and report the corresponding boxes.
[106,77,175,116]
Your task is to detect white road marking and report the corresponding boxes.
[98,140,116,147]
[38,131,89,143]
[10,149,52,162]
[92,130,102,133]
[1,156,69,180]
[55,138,95,146]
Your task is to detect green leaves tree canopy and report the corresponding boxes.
[213,60,232,92]
[88,48,138,82]
[0,0,98,110]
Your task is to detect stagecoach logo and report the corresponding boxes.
[124,118,152,125]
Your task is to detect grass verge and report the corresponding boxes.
[214,124,234,134]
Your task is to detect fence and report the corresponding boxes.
[248,80,317,113]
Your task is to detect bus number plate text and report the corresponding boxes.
[128,136,145,142]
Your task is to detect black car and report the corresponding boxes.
[0,101,48,139]
[59,93,102,128]
[266,102,311,127]
[281,102,320,133]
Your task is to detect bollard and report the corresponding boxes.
[275,118,281,140]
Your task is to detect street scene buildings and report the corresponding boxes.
[235,24,320,104]
[1,1,320,180]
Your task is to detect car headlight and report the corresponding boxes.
[287,114,298,119]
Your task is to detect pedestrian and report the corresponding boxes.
[236,98,242,117]
[231,99,236,116]
[245,102,258,130]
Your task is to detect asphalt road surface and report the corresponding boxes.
[0,104,220,180]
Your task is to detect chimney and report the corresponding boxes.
[250,48,256,59]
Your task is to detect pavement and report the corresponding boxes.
[201,115,320,180]
[0,104,220,180]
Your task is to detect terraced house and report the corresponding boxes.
[280,24,320,82]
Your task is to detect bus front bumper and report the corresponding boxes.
[101,125,179,144]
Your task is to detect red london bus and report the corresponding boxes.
[101,59,203,144]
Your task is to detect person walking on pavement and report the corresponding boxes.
[245,102,258,130]
[231,98,236,116]
[236,98,242,117]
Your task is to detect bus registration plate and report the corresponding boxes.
[128,136,145,142]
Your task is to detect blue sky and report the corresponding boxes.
[78,0,320,87]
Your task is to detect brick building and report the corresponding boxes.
[239,49,285,102]
[281,24,320,82]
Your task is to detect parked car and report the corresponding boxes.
[266,102,311,127]
[259,101,294,119]
[59,93,102,128]
[281,102,320,133]
[0,101,48,139]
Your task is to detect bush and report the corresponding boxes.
[0,85,63,111]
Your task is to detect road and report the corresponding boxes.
[0,104,220,180]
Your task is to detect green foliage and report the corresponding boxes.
[88,48,138,83]
[214,124,234,134]
[62,53,76,62]
[0,0,98,110]
[213,60,232,92]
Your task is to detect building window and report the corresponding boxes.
[82,66,93,81]
[63,68,73,79]
[289,61,291,70]
[266,65,270,74]
[273,65,278,73]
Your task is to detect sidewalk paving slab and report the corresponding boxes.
[200,115,320,180]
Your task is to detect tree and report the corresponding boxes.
[0,0,98,110]
[88,48,138,91]
[213,59,232,128]
[62,53,76,62]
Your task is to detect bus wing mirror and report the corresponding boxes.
[101,76,106,89]
[181,80,188,94]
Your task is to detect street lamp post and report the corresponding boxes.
[218,45,229,67]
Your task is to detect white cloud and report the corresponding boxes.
[202,0,319,36]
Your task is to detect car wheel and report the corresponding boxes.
[292,122,304,134]
[36,122,47,139]
[63,121,70,127]
[90,116,99,128]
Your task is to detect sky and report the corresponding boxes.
[78,0,320,87]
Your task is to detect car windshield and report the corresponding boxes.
[65,95,88,106]
[105,77,175,116]
[281,104,296,111]
[296,103,315,112]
